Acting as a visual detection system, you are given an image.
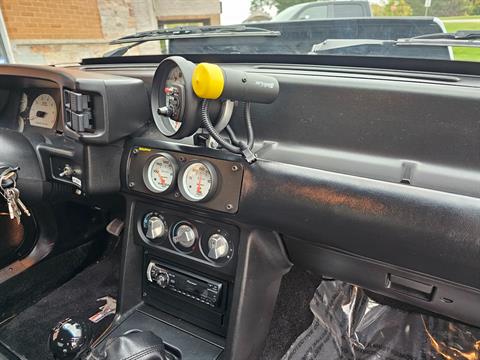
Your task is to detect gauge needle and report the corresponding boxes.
[196,174,202,194]
[159,175,166,186]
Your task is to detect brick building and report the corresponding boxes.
[0,0,221,64]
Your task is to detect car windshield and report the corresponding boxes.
[1,0,480,64]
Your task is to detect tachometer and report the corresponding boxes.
[143,153,178,193]
[165,66,185,133]
[29,94,57,129]
[151,57,202,139]
[178,161,218,202]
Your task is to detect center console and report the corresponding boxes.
[93,143,291,360]
[127,146,241,336]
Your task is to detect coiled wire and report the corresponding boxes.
[201,99,254,154]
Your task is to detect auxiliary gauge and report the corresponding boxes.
[178,161,218,202]
[143,153,178,194]
[151,57,201,139]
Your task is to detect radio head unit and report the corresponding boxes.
[146,261,223,308]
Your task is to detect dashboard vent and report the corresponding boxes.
[64,89,93,132]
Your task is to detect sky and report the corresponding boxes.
[220,0,252,25]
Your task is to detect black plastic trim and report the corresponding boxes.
[285,240,480,327]
[81,53,480,77]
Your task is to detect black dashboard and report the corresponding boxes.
[1,56,480,354]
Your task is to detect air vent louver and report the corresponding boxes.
[64,89,93,132]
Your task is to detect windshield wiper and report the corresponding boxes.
[310,39,396,53]
[104,25,281,57]
[310,31,480,54]
[406,30,480,40]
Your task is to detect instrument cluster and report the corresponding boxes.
[126,146,244,214]
[17,88,60,132]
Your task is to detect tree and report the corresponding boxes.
[405,0,469,16]
[467,0,480,15]
[383,0,413,16]
[250,0,275,12]
[371,4,387,16]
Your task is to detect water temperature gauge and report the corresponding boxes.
[143,153,178,194]
[178,160,218,202]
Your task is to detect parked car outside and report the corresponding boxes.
[272,0,372,22]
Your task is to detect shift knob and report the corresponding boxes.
[49,318,91,359]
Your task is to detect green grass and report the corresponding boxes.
[440,16,480,61]
[440,15,480,20]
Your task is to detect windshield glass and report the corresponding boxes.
[1,0,480,64]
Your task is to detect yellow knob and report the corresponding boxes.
[192,63,225,99]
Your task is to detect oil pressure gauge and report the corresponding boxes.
[143,153,178,194]
[178,160,218,202]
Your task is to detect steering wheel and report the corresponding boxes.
[0,128,49,203]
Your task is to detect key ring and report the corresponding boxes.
[0,166,18,193]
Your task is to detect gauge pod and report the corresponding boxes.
[151,56,202,139]
[142,153,178,194]
[178,160,218,202]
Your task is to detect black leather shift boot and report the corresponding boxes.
[89,330,167,360]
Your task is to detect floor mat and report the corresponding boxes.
[283,281,480,360]
[0,240,106,325]
[260,267,322,360]
[0,256,119,360]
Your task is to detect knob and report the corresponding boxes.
[157,106,173,117]
[156,271,170,288]
[172,224,196,248]
[146,215,166,240]
[208,234,230,260]
[49,318,91,359]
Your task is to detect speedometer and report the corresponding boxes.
[143,153,178,194]
[29,94,57,129]
[178,161,218,202]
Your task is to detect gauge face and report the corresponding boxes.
[179,161,217,202]
[164,66,185,134]
[19,93,28,112]
[143,154,178,193]
[167,66,184,84]
[29,94,57,129]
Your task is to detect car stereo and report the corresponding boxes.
[146,260,223,308]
